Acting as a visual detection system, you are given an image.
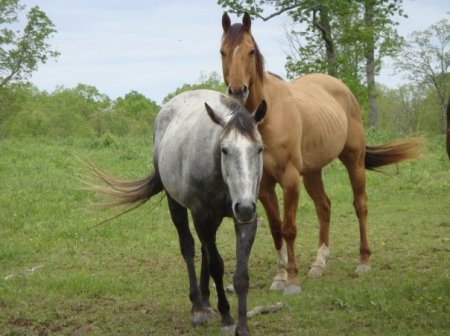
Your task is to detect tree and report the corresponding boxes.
[111,91,160,136]
[394,18,450,133]
[0,0,59,88]
[217,0,405,128]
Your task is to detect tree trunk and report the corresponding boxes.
[365,0,378,128]
[314,5,337,77]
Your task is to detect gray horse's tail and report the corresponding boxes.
[81,159,164,220]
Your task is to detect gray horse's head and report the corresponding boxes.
[205,99,266,224]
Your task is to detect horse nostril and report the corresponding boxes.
[234,201,256,222]
[228,86,234,96]
[234,202,241,214]
[242,85,248,94]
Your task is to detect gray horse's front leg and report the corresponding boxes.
[232,220,257,336]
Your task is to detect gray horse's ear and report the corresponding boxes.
[222,12,231,32]
[243,12,251,32]
[252,100,266,124]
[205,103,226,127]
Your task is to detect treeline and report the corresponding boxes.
[0,72,445,139]
[377,83,445,136]
[0,73,226,139]
[0,83,158,138]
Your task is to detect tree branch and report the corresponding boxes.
[0,59,22,88]
[226,2,302,22]
[257,3,302,21]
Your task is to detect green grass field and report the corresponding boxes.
[1,134,449,335]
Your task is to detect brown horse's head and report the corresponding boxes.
[221,12,265,104]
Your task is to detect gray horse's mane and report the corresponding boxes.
[220,95,259,142]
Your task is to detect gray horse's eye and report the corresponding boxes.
[257,146,263,154]
[221,147,229,155]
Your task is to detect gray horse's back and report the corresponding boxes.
[154,90,232,213]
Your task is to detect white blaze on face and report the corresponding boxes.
[221,129,263,216]
[233,45,240,57]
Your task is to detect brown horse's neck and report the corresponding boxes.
[245,73,267,112]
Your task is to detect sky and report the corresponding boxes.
[18,0,450,104]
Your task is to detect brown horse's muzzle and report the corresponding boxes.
[228,85,249,103]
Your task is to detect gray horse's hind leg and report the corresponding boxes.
[167,195,214,325]
[199,245,211,306]
[192,212,234,329]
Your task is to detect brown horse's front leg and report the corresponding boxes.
[279,165,301,295]
[258,173,287,291]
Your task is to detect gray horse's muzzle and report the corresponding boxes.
[233,200,256,224]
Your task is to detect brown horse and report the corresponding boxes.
[220,12,422,294]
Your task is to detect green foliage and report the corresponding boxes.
[0,135,449,335]
[111,91,159,136]
[0,71,227,139]
[0,83,161,138]
[163,71,227,103]
[377,82,448,136]
[394,17,450,131]
[0,0,59,87]
[218,0,405,110]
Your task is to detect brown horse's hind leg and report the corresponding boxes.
[339,149,371,274]
[259,173,287,291]
[303,170,331,278]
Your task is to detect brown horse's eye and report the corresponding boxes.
[249,49,255,56]
[220,50,226,58]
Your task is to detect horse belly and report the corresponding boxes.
[300,107,348,172]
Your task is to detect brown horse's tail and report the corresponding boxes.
[80,159,164,221]
[365,138,424,171]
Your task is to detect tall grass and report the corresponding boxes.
[0,134,449,335]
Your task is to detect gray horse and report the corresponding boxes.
[87,90,266,335]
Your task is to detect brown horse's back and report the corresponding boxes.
[288,73,364,172]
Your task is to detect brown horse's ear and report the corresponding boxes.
[205,102,226,127]
[252,100,266,124]
[243,12,251,32]
[222,12,231,32]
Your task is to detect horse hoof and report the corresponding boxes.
[269,280,285,291]
[283,283,301,295]
[191,308,216,326]
[221,324,236,335]
[225,283,235,293]
[308,265,325,278]
[234,325,249,336]
[355,264,371,274]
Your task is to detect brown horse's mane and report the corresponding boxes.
[222,23,265,80]
[268,72,285,81]
[220,96,260,141]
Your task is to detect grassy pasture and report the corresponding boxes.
[0,135,449,335]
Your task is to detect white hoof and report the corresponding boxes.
[269,280,285,291]
[225,284,235,293]
[308,265,325,278]
[283,283,301,295]
[221,324,236,335]
[355,264,371,274]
